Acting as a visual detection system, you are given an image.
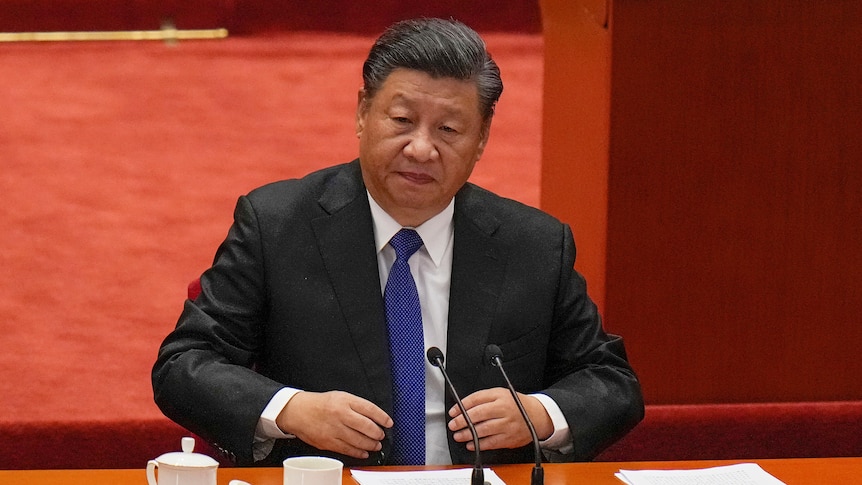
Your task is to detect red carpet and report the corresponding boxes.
[0,32,542,467]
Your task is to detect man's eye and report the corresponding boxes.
[392,117,411,124]
[440,125,457,133]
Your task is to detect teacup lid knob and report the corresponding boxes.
[154,437,219,467]
[182,437,195,453]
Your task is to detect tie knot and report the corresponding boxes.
[389,229,424,261]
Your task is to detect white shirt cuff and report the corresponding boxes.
[531,393,574,454]
[256,387,301,439]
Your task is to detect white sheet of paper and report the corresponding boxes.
[351,467,506,485]
[615,463,786,485]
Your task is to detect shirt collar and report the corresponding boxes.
[367,192,454,267]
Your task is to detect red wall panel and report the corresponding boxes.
[542,1,862,403]
[0,1,541,35]
[606,1,862,403]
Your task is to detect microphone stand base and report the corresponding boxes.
[532,465,544,485]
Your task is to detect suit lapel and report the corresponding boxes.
[446,184,507,396]
[310,161,394,414]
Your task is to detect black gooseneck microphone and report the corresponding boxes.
[426,347,484,485]
[484,344,544,485]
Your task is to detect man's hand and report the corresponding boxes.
[447,387,554,451]
[275,390,393,459]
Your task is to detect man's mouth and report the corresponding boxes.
[398,171,435,184]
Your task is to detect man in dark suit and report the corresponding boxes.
[152,18,643,467]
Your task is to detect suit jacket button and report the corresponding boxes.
[376,451,385,465]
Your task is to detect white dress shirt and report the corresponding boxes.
[253,193,572,463]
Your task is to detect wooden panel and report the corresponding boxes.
[539,0,612,313]
[0,1,541,34]
[605,1,862,403]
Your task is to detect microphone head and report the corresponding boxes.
[484,344,503,366]
[427,346,445,367]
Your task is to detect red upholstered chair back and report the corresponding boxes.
[188,278,202,300]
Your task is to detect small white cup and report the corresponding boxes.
[283,456,343,485]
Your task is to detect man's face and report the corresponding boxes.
[356,68,490,227]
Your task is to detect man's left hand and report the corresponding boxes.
[447,387,554,451]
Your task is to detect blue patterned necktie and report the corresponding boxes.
[384,228,426,465]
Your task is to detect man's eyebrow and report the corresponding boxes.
[386,91,475,118]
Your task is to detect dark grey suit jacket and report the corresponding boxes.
[152,160,643,466]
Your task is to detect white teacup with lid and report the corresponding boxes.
[147,437,218,485]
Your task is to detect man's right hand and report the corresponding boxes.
[275,390,393,459]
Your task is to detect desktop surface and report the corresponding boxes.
[1,457,860,484]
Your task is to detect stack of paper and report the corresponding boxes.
[616,463,786,485]
[352,467,507,485]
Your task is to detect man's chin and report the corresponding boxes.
[386,196,449,226]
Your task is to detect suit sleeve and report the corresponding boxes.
[152,195,285,465]
[541,223,644,461]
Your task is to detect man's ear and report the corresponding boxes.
[355,88,368,138]
[475,118,493,160]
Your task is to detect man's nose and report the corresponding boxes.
[403,129,439,162]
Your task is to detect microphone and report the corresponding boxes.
[427,347,484,485]
[484,344,544,485]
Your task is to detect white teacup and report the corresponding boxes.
[147,437,218,485]
[283,456,343,485]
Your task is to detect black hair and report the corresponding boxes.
[362,18,503,121]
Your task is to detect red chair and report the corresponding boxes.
[188,277,202,300]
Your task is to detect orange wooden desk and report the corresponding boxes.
[1,458,860,484]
